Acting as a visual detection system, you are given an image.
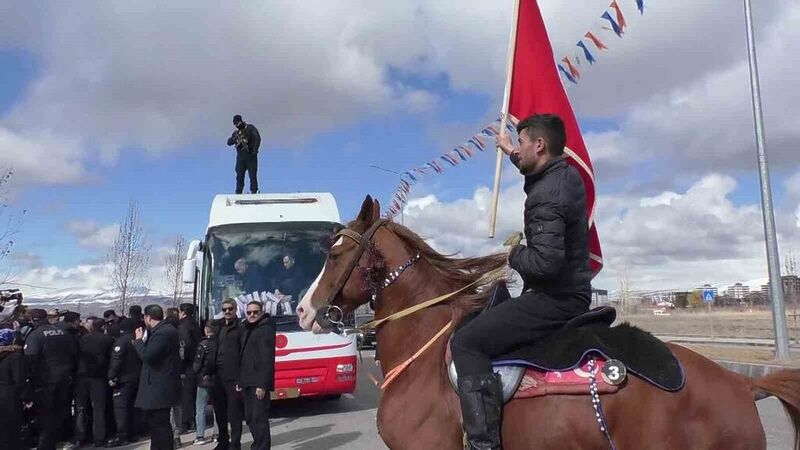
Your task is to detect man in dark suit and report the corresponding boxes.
[177,303,201,432]
[75,318,115,447]
[239,300,276,450]
[132,305,181,450]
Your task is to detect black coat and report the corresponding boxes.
[215,318,242,382]
[238,316,276,391]
[108,332,141,384]
[177,317,201,375]
[78,330,115,378]
[133,321,181,410]
[0,346,26,450]
[508,156,592,302]
[193,337,217,388]
[227,123,261,154]
[23,322,79,385]
[0,345,26,394]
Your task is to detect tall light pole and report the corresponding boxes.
[368,164,404,225]
[743,0,791,360]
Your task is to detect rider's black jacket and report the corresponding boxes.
[508,156,592,302]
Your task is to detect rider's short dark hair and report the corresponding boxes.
[517,114,567,156]
[144,305,164,321]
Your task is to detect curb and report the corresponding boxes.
[715,360,795,377]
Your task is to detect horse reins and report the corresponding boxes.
[315,220,507,390]
[315,219,388,329]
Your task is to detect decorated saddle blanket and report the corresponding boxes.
[493,322,685,392]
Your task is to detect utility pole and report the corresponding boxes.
[743,0,790,360]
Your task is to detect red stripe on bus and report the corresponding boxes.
[275,342,351,357]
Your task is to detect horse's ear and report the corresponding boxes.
[371,198,381,223]
[356,195,375,223]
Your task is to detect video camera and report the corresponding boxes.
[234,128,250,152]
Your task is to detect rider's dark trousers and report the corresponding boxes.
[451,291,589,378]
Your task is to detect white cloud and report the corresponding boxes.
[0,0,793,186]
[0,127,87,185]
[66,220,119,250]
[401,172,800,292]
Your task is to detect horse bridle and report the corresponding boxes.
[315,219,387,329]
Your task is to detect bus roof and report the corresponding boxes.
[207,193,341,229]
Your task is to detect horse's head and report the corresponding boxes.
[297,195,394,333]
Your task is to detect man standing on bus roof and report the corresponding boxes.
[226,114,261,195]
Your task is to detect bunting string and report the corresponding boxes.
[563,0,647,86]
[383,117,518,219]
[383,0,648,218]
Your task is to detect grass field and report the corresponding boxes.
[615,309,800,366]
[617,309,800,341]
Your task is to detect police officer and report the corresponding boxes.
[107,318,143,447]
[75,317,115,447]
[177,303,201,432]
[24,308,79,450]
[226,114,261,194]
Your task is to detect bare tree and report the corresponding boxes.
[108,200,151,313]
[163,234,188,307]
[616,265,633,314]
[0,169,25,286]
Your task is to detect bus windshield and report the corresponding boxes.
[204,222,342,323]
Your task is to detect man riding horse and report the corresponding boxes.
[451,114,592,450]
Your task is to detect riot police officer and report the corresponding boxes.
[24,308,79,450]
[107,318,142,446]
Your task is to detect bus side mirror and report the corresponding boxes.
[182,259,196,284]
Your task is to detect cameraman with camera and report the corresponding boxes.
[226,114,261,194]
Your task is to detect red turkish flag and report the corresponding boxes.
[507,0,603,274]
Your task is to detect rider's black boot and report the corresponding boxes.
[457,373,503,450]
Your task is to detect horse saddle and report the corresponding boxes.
[447,284,685,403]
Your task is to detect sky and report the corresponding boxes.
[0,0,798,298]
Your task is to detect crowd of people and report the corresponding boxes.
[0,298,276,450]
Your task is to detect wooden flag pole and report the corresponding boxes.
[488,0,521,238]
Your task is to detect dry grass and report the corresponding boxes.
[618,309,800,342]
[678,344,800,368]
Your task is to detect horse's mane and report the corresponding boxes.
[380,221,508,316]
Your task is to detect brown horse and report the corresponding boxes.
[297,195,800,450]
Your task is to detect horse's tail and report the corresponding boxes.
[751,369,800,450]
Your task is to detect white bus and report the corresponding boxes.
[182,193,358,400]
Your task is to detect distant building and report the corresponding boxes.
[694,284,718,297]
[726,283,750,300]
[759,275,799,300]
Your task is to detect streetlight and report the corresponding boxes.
[368,164,404,225]
[743,0,790,360]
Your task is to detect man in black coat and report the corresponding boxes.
[132,305,181,450]
[226,114,262,194]
[107,318,143,446]
[239,301,276,450]
[24,308,79,450]
[212,298,244,450]
[75,318,115,447]
[450,114,592,450]
[104,310,123,338]
[177,303,201,432]
[0,328,27,450]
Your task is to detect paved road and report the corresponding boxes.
[117,350,793,449]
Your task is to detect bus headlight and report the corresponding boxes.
[336,363,354,373]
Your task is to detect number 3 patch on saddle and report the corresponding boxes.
[515,358,626,399]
